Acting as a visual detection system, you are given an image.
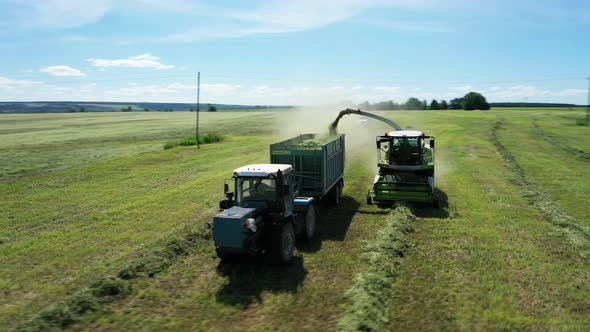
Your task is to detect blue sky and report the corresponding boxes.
[0,0,589,105]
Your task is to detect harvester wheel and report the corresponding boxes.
[272,223,294,263]
[304,204,316,241]
[431,198,440,208]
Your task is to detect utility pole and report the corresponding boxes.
[586,74,590,122]
[196,71,201,149]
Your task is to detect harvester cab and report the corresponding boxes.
[376,131,434,172]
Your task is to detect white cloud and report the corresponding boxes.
[202,83,241,95]
[375,86,401,93]
[155,0,447,42]
[167,82,194,90]
[14,0,113,29]
[553,88,586,97]
[471,85,587,101]
[0,76,41,88]
[40,65,86,77]
[101,82,240,101]
[485,85,550,99]
[87,54,174,70]
[361,18,452,32]
[451,85,473,92]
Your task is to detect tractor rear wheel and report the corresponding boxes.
[272,223,294,263]
[304,204,316,241]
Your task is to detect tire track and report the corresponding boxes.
[531,118,589,161]
[491,119,590,259]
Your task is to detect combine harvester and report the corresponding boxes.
[331,108,438,207]
[210,134,345,263]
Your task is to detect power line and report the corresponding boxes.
[5,72,586,87]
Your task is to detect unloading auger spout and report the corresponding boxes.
[329,108,402,135]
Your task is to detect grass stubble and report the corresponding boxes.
[492,119,590,258]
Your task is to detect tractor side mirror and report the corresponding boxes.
[376,140,381,149]
[224,183,229,194]
[430,140,435,148]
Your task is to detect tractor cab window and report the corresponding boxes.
[237,177,276,203]
[391,137,421,165]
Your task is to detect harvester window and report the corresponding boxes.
[377,140,390,165]
[238,178,276,203]
[392,137,421,165]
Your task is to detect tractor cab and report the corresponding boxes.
[220,164,294,214]
[376,131,434,173]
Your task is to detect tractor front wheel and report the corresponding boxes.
[215,248,234,262]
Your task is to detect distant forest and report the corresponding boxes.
[0,102,292,113]
[0,100,583,113]
[488,102,582,108]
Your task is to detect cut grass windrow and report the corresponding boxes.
[163,133,224,150]
[492,120,590,258]
[531,118,589,161]
[337,203,415,332]
[12,224,211,332]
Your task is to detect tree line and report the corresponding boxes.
[358,92,490,111]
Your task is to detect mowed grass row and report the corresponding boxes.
[0,111,275,179]
[2,109,589,330]
[532,110,590,153]
[384,110,590,330]
[68,150,393,331]
[0,112,281,328]
[495,113,589,225]
[2,111,396,330]
[1,136,272,328]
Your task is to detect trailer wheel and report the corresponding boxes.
[272,223,294,263]
[331,184,341,206]
[304,204,316,241]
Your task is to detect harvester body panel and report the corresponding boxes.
[369,134,436,205]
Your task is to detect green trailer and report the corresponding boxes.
[270,134,345,205]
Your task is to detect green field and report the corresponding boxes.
[1,109,589,331]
